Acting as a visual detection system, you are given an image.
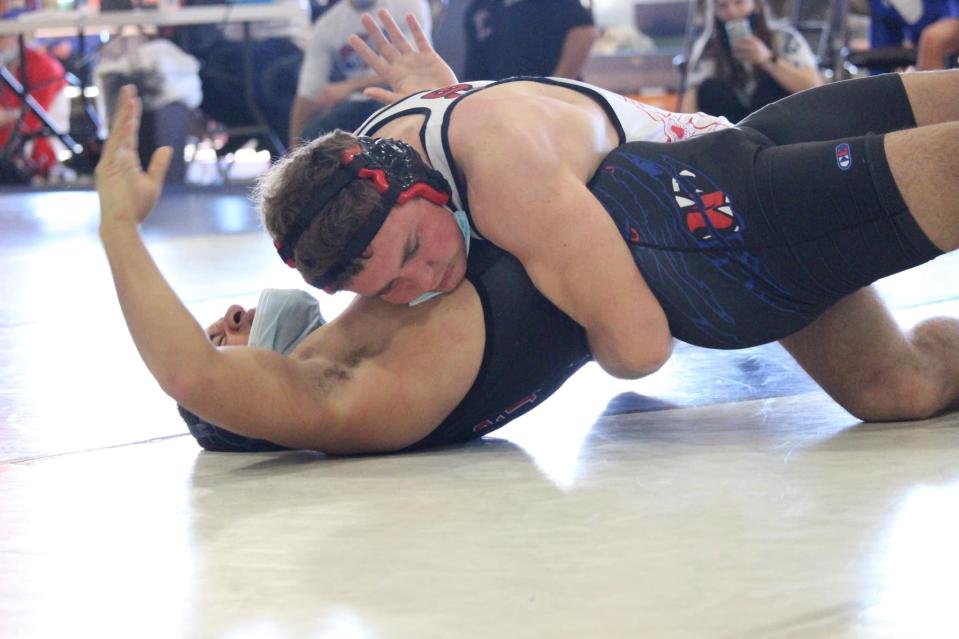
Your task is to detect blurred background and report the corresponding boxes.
[0,0,927,190]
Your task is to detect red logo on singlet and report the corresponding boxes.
[472,391,541,433]
[423,83,474,100]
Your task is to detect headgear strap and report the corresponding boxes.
[274,137,451,289]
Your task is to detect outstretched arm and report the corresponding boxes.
[96,86,355,451]
[96,86,485,454]
[454,103,674,379]
[349,9,457,104]
[472,159,674,379]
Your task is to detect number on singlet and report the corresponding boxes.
[422,83,474,100]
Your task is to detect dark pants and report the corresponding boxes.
[198,38,302,144]
[139,102,191,184]
[300,99,382,141]
[590,73,939,349]
[696,73,790,122]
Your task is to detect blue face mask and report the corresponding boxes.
[248,289,326,355]
[408,209,472,307]
[182,288,326,452]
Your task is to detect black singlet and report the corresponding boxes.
[589,73,942,348]
[404,241,591,450]
[185,241,591,453]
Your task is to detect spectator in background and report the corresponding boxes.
[681,0,821,122]
[868,0,959,69]
[463,0,598,81]
[290,0,431,147]
[179,0,311,148]
[0,30,67,182]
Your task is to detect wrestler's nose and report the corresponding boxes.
[224,304,245,330]
[401,260,436,294]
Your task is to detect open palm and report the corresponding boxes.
[349,10,458,104]
[95,85,172,227]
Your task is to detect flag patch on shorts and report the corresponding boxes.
[835,143,852,171]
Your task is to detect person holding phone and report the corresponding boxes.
[681,0,823,121]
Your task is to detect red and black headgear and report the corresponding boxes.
[274,136,452,289]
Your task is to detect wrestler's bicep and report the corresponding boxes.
[175,346,356,452]
[471,158,672,378]
[318,283,487,451]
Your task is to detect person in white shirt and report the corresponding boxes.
[188,0,311,149]
[290,0,431,147]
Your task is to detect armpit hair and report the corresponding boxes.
[313,346,374,392]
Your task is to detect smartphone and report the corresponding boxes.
[724,18,752,42]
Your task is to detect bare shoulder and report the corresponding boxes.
[450,81,614,148]
[449,82,613,190]
[448,90,545,154]
[448,96,576,246]
[449,96,562,193]
[295,281,487,452]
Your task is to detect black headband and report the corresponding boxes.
[274,137,452,289]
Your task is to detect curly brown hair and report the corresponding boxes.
[255,130,382,289]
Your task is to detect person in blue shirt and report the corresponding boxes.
[869,0,959,69]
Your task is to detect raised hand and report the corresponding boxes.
[732,35,774,66]
[349,10,458,104]
[95,85,172,229]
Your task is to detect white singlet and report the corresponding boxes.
[355,76,732,223]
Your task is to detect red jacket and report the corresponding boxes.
[0,46,67,174]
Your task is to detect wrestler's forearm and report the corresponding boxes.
[576,269,674,379]
[99,220,217,395]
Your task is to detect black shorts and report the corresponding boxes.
[589,73,942,349]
